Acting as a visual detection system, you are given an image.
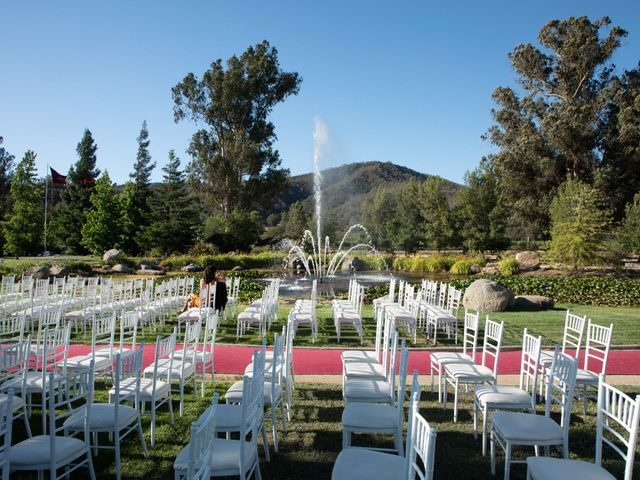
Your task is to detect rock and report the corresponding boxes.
[514,295,555,310]
[111,264,133,274]
[48,265,69,278]
[481,266,499,275]
[136,269,163,275]
[341,256,366,272]
[231,266,243,271]
[463,279,515,312]
[181,263,202,272]
[103,249,125,265]
[139,259,160,270]
[470,264,481,274]
[24,266,49,280]
[515,251,540,271]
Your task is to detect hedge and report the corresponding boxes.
[162,252,287,270]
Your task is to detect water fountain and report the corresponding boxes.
[282,118,380,282]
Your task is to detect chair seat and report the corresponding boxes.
[492,411,563,443]
[431,352,473,365]
[341,350,378,363]
[342,403,396,429]
[0,391,25,411]
[109,377,170,400]
[94,346,133,358]
[576,369,599,385]
[331,447,405,480]
[144,359,195,379]
[213,403,263,431]
[63,403,137,431]
[336,312,361,322]
[174,438,257,475]
[343,378,393,403]
[173,348,213,362]
[475,385,533,409]
[225,380,282,405]
[445,363,495,381]
[526,456,615,480]
[343,361,385,379]
[65,355,112,371]
[178,308,206,322]
[238,311,262,321]
[9,434,87,467]
[24,372,66,392]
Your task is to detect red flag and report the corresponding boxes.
[50,167,67,185]
[80,178,96,184]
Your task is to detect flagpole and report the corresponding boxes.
[44,163,48,255]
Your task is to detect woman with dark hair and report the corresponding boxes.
[179,266,228,313]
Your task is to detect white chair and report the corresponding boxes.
[426,287,462,344]
[139,333,176,446]
[343,331,400,406]
[372,278,396,326]
[95,309,138,360]
[9,363,97,480]
[526,377,640,480]
[385,285,420,343]
[342,342,409,455]
[332,373,437,480]
[226,276,241,320]
[174,393,219,480]
[342,316,395,384]
[538,310,585,381]
[66,349,148,480]
[574,320,613,414]
[341,295,386,366]
[289,280,318,342]
[174,310,218,393]
[491,349,578,480]
[0,336,32,437]
[0,389,13,480]
[237,290,267,339]
[474,329,543,456]
[334,285,365,344]
[444,318,505,422]
[65,312,116,377]
[212,361,264,478]
[430,309,480,403]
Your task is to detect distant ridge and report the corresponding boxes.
[271,161,461,227]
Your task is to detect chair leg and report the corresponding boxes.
[583,385,588,415]
[137,417,149,457]
[453,380,459,422]
[271,405,279,452]
[395,426,404,456]
[22,408,32,437]
[482,405,488,457]
[86,447,97,480]
[260,422,270,462]
[114,431,121,480]
[280,398,287,434]
[150,403,156,447]
[503,442,511,480]
[490,428,496,475]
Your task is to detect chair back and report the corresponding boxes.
[0,314,26,343]
[0,389,14,480]
[152,330,176,390]
[461,310,480,359]
[437,283,447,308]
[240,347,265,478]
[394,342,409,427]
[387,332,400,400]
[91,311,116,359]
[562,310,587,358]
[118,310,139,351]
[545,349,578,446]
[480,317,504,380]
[387,277,397,302]
[583,321,613,377]
[46,362,94,467]
[595,379,640,480]
[0,337,30,402]
[519,329,543,409]
[185,393,219,480]
[403,372,437,480]
[381,318,396,380]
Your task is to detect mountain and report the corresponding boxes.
[270,161,461,229]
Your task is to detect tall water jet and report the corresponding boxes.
[313,117,329,277]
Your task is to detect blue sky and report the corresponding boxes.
[2,1,639,185]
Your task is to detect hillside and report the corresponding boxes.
[270,161,461,228]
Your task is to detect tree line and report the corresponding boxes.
[1,19,639,265]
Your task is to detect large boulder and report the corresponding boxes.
[181,263,202,273]
[111,264,133,274]
[515,251,540,271]
[103,249,125,265]
[24,266,50,280]
[463,279,514,312]
[49,265,69,278]
[514,295,555,310]
[481,265,499,276]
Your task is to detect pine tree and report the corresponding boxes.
[0,136,16,252]
[118,182,138,254]
[617,192,640,255]
[128,121,156,253]
[147,150,196,254]
[81,171,122,255]
[50,129,100,253]
[3,150,43,255]
[418,177,454,251]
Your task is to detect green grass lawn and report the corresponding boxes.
[101,302,640,350]
[9,380,639,479]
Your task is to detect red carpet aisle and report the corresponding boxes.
[66,344,640,375]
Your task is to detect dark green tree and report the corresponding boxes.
[486,16,637,235]
[3,150,43,255]
[548,178,611,268]
[147,150,197,254]
[283,201,309,239]
[394,179,423,252]
[118,182,138,254]
[50,129,100,253]
[0,136,16,252]
[363,187,398,250]
[128,121,156,253]
[81,171,122,255]
[616,192,640,255]
[203,208,263,252]
[455,161,510,252]
[418,177,453,250]
[172,40,301,220]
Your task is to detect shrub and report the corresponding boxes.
[392,257,413,271]
[498,257,518,276]
[450,259,475,275]
[358,254,395,271]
